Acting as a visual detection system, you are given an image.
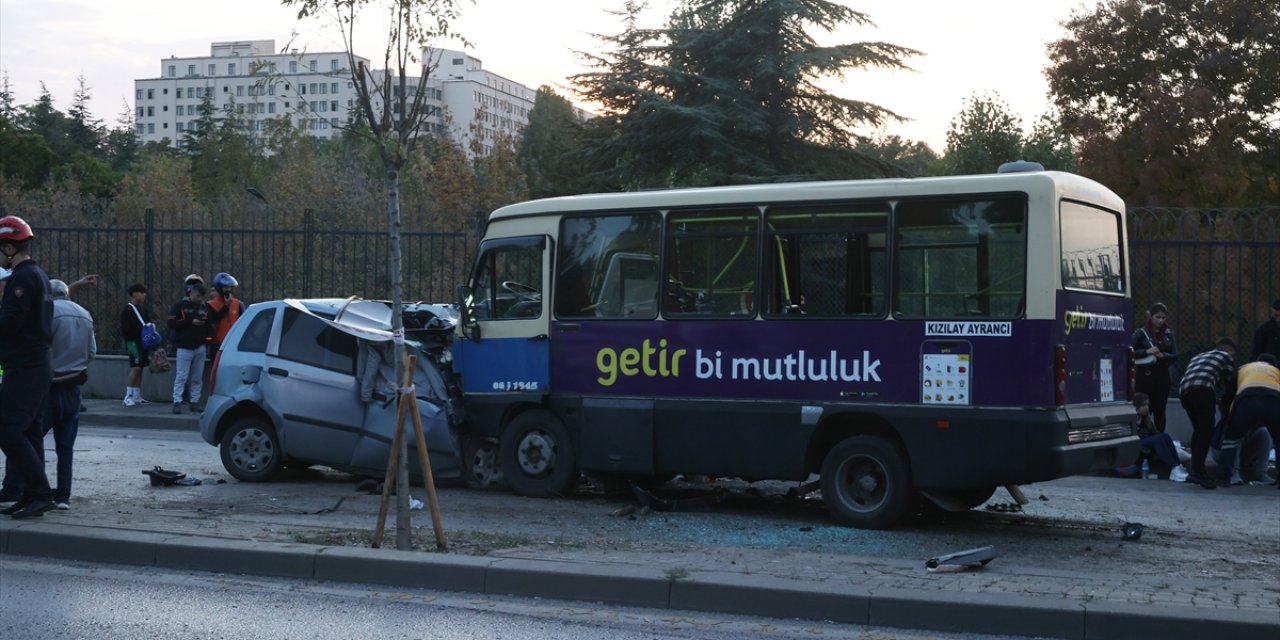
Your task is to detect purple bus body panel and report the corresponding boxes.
[549,292,1130,409]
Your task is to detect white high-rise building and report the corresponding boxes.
[135,40,368,147]
[134,41,547,156]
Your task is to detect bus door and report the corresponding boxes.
[454,235,552,397]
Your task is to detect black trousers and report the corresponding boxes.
[1137,365,1172,433]
[1179,387,1217,474]
[0,361,54,502]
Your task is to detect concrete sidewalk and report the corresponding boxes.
[80,397,201,431]
[2,406,1277,640]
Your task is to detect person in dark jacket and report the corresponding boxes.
[0,215,57,518]
[1250,299,1280,362]
[120,284,154,406]
[167,282,210,414]
[1132,302,1178,433]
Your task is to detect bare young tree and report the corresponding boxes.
[284,0,471,550]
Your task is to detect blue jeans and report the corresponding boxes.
[41,384,81,503]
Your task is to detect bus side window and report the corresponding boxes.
[556,212,660,320]
[663,209,758,318]
[893,196,1026,319]
[764,204,889,317]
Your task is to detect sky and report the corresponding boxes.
[0,0,1100,152]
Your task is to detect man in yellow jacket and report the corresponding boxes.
[1215,354,1280,489]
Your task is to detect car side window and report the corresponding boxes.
[279,308,357,373]
[236,308,275,353]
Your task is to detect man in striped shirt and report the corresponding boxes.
[1178,338,1237,488]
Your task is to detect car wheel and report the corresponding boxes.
[820,435,911,529]
[499,409,577,498]
[220,416,283,482]
[462,436,507,490]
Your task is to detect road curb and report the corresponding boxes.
[1,519,1276,639]
[78,410,199,431]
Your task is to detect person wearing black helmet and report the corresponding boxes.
[206,271,245,354]
[0,215,57,518]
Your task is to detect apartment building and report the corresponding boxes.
[135,41,546,156]
[134,40,366,147]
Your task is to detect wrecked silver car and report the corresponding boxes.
[197,297,463,483]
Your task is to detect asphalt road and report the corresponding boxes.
[0,556,1027,640]
[57,421,1280,586]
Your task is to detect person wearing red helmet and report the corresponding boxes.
[0,215,57,518]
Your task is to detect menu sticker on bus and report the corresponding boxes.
[922,354,970,405]
[1099,358,1114,402]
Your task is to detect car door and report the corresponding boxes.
[260,307,363,465]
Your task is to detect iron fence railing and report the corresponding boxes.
[12,207,478,354]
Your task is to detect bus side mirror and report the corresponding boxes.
[456,284,481,342]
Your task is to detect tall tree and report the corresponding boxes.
[573,0,919,188]
[286,0,470,550]
[0,70,15,121]
[519,86,587,198]
[940,93,1024,175]
[68,75,104,155]
[1046,0,1280,206]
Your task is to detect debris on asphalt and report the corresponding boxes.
[630,483,727,512]
[985,502,1023,512]
[1121,522,1145,541]
[926,545,997,572]
[142,466,186,486]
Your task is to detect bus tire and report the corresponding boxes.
[820,436,911,529]
[499,409,577,498]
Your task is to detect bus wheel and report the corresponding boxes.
[499,409,577,498]
[820,436,911,529]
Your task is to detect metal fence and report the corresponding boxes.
[1128,207,1280,377]
[22,208,478,353]
[9,206,1279,366]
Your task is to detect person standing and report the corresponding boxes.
[120,283,154,407]
[1250,299,1280,362]
[167,282,209,414]
[1,279,97,509]
[1177,338,1237,489]
[0,215,57,518]
[1214,354,1280,490]
[205,272,245,354]
[1132,302,1177,433]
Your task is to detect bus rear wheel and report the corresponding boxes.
[499,409,578,498]
[820,436,911,529]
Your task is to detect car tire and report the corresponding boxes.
[220,416,283,482]
[820,435,911,529]
[499,409,577,498]
[462,436,507,490]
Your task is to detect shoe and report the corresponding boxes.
[0,501,25,515]
[0,501,16,510]
[54,501,70,510]
[1170,465,1189,483]
[1187,471,1216,490]
[137,398,152,405]
[1248,479,1277,487]
[11,499,55,519]
[123,398,138,407]
[172,403,183,414]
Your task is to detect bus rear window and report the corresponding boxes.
[1060,201,1124,294]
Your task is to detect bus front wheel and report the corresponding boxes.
[499,409,578,498]
[820,436,911,529]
